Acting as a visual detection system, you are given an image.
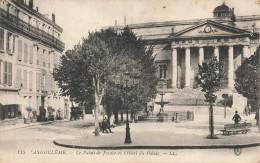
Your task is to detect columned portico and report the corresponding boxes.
[228,46,234,89]
[199,47,204,66]
[171,48,177,88]
[185,47,191,88]
[214,46,219,61]
[243,45,250,59]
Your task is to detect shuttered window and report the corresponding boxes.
[29,46,33,64]
[23,70,27,90]
[24,43,28,63]
[6,33,10,53]
[37,48,39,65]
[4,61,12,86]
[29,71,33,91]
[0,29,4,51]
[18,40,22,61]
[36,73,40,91]
[41,74,45,91]
[42,50,45,66]
[46,52,50,68]
[15,69,22,88]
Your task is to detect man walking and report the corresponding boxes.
[232,111,241,124]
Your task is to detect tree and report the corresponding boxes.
[53,27,158,136]
[235,46,260,132]
[54,29,123,136]
[102,27,158,124]
[195,57,224,139]
[235,46,259,102]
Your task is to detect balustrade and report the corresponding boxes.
[0,8,65,52]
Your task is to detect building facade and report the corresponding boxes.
[0,0,70,124]
[113,3,260,109]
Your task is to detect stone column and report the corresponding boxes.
[171,48,177,88]
[199,47,204,66]
[228,46,234,89]
[243,45,250,59]
[185,47,191,88]
[214,46,219,61]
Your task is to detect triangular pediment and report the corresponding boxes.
[170,20,250,38]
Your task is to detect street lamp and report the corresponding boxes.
[115,70,132,144]
[123,70,132,144]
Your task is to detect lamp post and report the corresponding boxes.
[123,70,132,144]
[115,71,132,143]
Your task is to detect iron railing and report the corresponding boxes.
[0,8,65,52]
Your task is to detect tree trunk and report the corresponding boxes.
[94,90,100,136]
[207,102,217,139]
[121,109,123,121]
[114,111,118,123]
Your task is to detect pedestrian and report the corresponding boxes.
[255,110,259,126]
[244,105,249,116]
[110,114,115,128]
[232,111,241,124]
[102,117,113,133]
[248,104,252,116]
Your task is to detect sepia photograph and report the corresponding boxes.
[0,0,260,162]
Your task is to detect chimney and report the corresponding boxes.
[36,7,38,12]
[29,0,33,9]
[52,14,55,23]
[115,20,117,26]
[124,16,126,26]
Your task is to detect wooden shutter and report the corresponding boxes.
[24,43,28,63]
[23,70,27,89]
[18,40,22,61]
[42,50,45,66]
[37,48,39,65]
[0,29,4,51]
[15,69,22,88]
[29,71,33,91]
[12,35,15,54]
[36,73,40,91]
[29,46,33,64]
[3,62,7,84]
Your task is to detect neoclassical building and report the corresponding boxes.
[113,3,259,107]
[0,0,70,125]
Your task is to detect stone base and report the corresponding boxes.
[206,134,218,139]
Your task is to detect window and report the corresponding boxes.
[159,65,167,79]
[0,29,4,51]
[3,61,12,86]
[41,74,45,91]
[18,40,22,61]
[36,72,40,91]
[29,46,33,64]
[37,48,39,65]
[23,70,27,90]
[24,43,28,63]
[29,71,33,91]
[6,32,13,54]
[42,50,45,66]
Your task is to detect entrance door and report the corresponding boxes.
[41,96,45,109]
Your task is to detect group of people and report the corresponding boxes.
[232,109,259,126]
[99,115,116,134]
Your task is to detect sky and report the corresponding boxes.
[33,0,260,51]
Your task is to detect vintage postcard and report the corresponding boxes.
[0,0,260,162]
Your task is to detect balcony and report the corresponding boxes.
[0,8,65,52]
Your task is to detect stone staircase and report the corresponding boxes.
[154,88,234,106]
